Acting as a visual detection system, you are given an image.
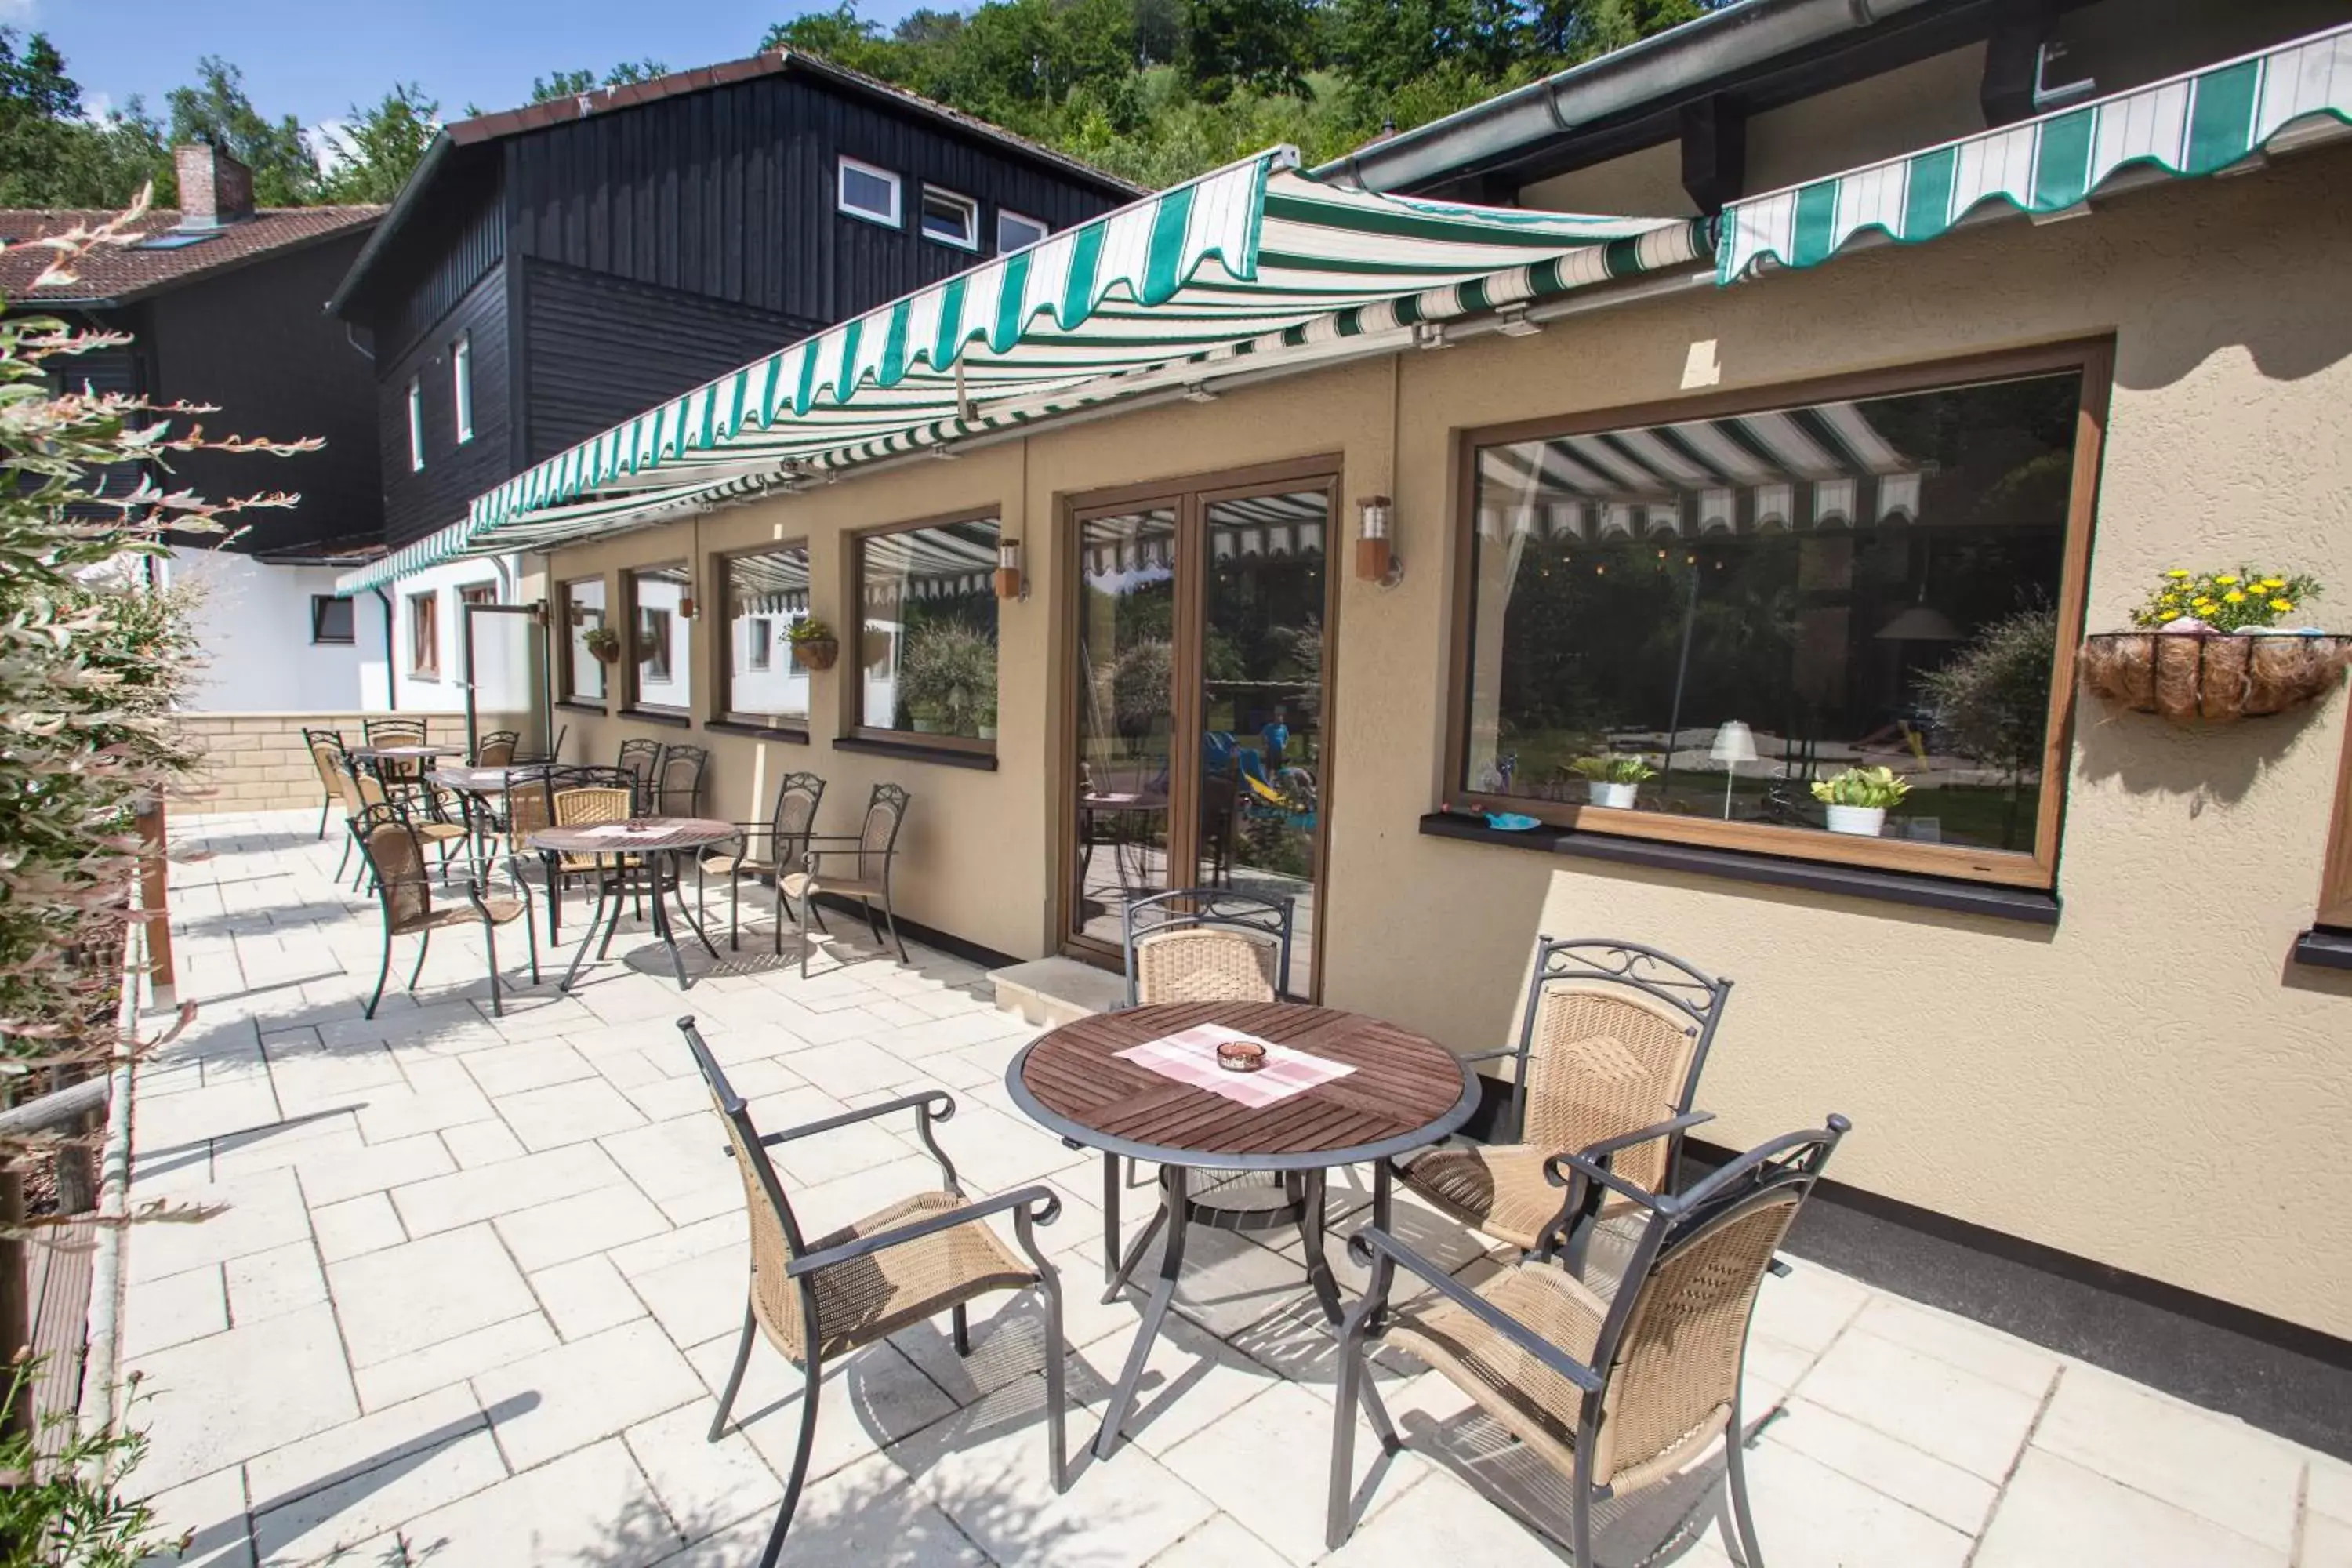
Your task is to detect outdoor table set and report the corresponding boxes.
[530,816,738,992]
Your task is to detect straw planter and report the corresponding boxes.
[790,637,839,672]
[2079,631,2349,723]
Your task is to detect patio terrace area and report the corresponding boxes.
[122,808,2352,1567]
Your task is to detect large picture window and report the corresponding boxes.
[720,544,811,730]
[856,516,1000,749]
[629,564,691,713]
[561,577,606,703]
[1454,347,2105,885]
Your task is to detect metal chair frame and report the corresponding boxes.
[303,727,347,845]
[677,1018,1067,1568]
[616,738,664,813]
[698,771,826,955]
[653,742,709,818]
[348,802,539,1018]
[1330,1116,1851,1564]
[792,782,910,978]
[473,729,521,768]
[1117,886,1295,1009]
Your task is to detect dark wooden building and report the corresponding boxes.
[328,50,1141,551]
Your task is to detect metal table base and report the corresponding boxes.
[558,850,720,992]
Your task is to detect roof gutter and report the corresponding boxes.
[1312,0,1947,194]
[325,131,453,320]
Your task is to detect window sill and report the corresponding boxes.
[2291,927,2352,971]
[1417,811,2060,925]
[556,699,609,715]
[833,733,997,771]
[619,707,692,730]
[707,718,811,745]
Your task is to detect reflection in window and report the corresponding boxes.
[1463,371,2082,858]
[561,577,605,702]
[721,545,810,728]
[858,518,999,742]
[1073,507,1176,951]
[630,564,689,711]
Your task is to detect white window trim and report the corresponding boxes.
[920,185,979,251]
[405,376,425,472]
[452,333,474,445]
[996,209,1048,254]
[837,156,902,227]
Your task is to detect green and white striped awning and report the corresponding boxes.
[339,147,1707,593]
[1718,20,2352,281]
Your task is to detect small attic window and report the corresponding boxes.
[129,231,220,250]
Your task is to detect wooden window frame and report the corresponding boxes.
[406,590,439,680]
[996,208,1048,254]
[837,156,902,228]
[452,332,474,444]
[2319,713,2352,929]
[716,541,811,732]
[557,575,608,706]
[1442,338,2113,892]
[846,510,1001,758]
[625,562,690,716]
[919,185,979,251]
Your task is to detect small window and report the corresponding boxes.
[407,591,439,678]
[458,582,496,612]
[720,544,811,729]
[405,377,425,472]
[920,186,978,249]
[997,209,1049,253]
[561,577,607,704]
[310,594,354,645]
[629,563,691,713]
[452,333,474,444]
[837,156,901,227]
[856,516,999,749]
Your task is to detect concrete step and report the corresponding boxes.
[989,956,1124,1028]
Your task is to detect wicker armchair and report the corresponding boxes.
[616,738,664,812]
[361,717,430,790]
[677,1018,1065,1568]
[349,803,538,1018]
[343,760,468,892]
[1329,1116,1850,1563]
[1394,938,1730,1261]
[697,771,826,954]
[781,782,909,978]
[303,728,347,844]
[474,729,520,767]
[653,742,709,817]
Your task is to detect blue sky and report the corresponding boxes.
[11,0,931,136]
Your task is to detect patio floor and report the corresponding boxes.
[124,809,2351,1567]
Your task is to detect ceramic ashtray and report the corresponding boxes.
[1216,1040,1269,1073]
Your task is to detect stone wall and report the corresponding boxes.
[177,713,530,815]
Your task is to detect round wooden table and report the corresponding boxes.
[1008,1000,1475,1458]
[530,817,735,991]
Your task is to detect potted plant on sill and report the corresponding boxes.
[899,622,996,739]
[2080,566,2343,723]
[1570,753,1655,809]
[581,625,622,666]
[1811,766,1910,837]
[789,616,840,671]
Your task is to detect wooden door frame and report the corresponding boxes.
[1052,453,1344,997]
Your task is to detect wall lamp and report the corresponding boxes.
[1356,495,1403,587]
[996,538,1028,601]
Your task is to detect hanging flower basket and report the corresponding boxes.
[581,626,623,666]
[2079,631,2350,723]
[790,636,839,672]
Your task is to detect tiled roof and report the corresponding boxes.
[0,205,382,305]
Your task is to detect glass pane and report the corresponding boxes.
[631,564,690,711]
[1072,508,1176,950]
[1463,372,2080,855]
[841,163,894,217]
[563,578,605,702]
[1200,490,1328,996]
[724,546,811,726]
[859,518,999,739]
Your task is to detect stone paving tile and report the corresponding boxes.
[130,811,2352,1568]
[135,1462,255,1568]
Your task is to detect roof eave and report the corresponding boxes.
[325,132,455,321]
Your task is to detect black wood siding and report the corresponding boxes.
[378,261,510,547]
[506,72,1127,326]
[369,159,505,365]
[142,232,384,554]
[517,258,820,463]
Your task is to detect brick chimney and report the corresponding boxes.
[174,142,256,229]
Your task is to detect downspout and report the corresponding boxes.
[372,587,398,711]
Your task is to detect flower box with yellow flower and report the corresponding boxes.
[2081,566,2345,723]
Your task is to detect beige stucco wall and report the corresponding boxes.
[538,151,2352,1337]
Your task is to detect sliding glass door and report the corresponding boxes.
[1065,468,1334,998]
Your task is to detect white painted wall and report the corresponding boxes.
[367,554,534,715]
[724,608,810,720]
[162,549,361,711]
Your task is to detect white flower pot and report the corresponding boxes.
[1824,804,1886,837]
[1586,781,1639,809]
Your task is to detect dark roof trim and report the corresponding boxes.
[328,49,1141,320]
[1311,0,1962,194]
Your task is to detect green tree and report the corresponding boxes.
[1178,0,1318,101]
[763,5,914,78]
[529,58,672,102]
[0,28,169,207]
[165,56,318,205]
[319,83,438,203]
